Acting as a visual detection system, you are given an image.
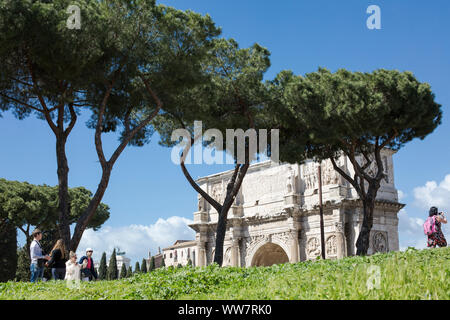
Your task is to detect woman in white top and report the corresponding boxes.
[65,251,87,281]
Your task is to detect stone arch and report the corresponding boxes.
[248,241,290,267]
[222,247,232,266]
[245,235,292,267]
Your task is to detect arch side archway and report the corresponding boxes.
[248,241,290,267]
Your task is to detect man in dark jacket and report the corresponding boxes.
[79,248,98,281]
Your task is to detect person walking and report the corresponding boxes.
[45,239,67,280]
[29,228,50,283]
[426,206,448,248]
[79,248,98,281]
[65,251,87,282]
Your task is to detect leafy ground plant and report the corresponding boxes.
[1,247,449,300]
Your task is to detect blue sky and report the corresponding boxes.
[1,0,449,264]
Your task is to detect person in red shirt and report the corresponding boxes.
[78,248,98,281]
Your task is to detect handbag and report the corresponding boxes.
[37,258,46,268]
[34,240,46,268]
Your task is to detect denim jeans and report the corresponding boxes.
[51,268,66,280]
[30,263,44,283]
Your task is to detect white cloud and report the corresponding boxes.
[397,208,430,251]
[413,174,450,211]
[398,209,424,236]
[399,239,427,251]
[76,216,195,265]
[397,190,406,201]
[398,209,425,235]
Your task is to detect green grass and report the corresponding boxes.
[1,247,449,300]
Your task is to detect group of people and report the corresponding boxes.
[28,206,447,283]
[29,228,98,283]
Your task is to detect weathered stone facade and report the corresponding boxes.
[189,149,404,267]
[162,240,197,267]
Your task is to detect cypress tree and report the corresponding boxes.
[0,220,17,282]
[119,263,127,279]
[107,249,118,280]
[141,258,147,273]
[148,256,155,272]
[160,257,165,268]
[98,252,107,280]
[187,258,193,267]
[127,266,133,278]
[134,261,140,274]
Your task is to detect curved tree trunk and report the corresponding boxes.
[330,149,384,256]
[213,163,249,266]
[355,185,377,255]
[70,165,112,251]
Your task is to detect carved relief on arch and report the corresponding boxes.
[322,159,341,186]
[272,231,294,244]
[302,159,343,190]
[326,235,337,257]
[302,162,318,190]
[372,231,388,253]
[285,167,296,194]
[306,236,321,259]
[211,182,223,203]
[244,234,269,263]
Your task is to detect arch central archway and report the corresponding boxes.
[251,242,289,266]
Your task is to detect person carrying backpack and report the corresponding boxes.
[78,248,98,281]
[424,206,448,248]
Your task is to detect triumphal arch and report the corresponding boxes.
[189,150,403,267]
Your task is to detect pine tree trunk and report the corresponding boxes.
[356,189,376,256]
[213,164,248,266]
[24,231,31,260]
[213,207,229,266]
[70,166,112,251]
[55,134,71,254]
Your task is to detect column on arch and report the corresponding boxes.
[230,238,240,267]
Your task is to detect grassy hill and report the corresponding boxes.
[1,247,449,300]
